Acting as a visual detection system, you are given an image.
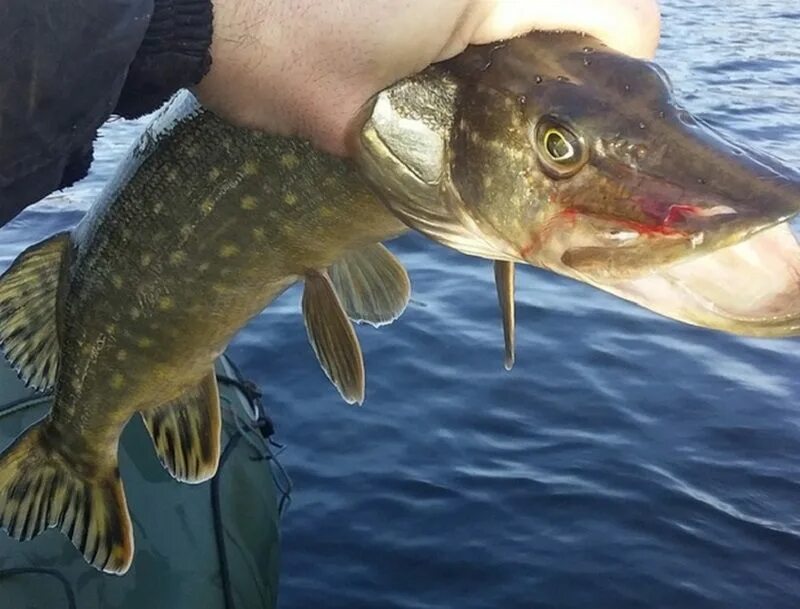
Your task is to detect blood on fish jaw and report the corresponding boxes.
[663,204,705,226]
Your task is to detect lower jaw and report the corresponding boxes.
[562,222,800,337]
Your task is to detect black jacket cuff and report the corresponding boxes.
[114,0,213,119]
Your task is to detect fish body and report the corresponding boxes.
[66,93,404,417]
[0,93,408,573]
[2,31,800,574]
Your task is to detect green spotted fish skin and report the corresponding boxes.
[0,92,409,574]
[66,93,404,421]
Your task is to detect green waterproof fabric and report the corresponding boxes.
[0,355,281,609]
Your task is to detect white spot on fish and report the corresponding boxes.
[169,251,187,265]
[219,244,239,258]
[110,373,125,390]
[280,153,300,170]
[158,297,175,311]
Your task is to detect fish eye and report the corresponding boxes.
[531,118,587,179]
[544,129,575,162]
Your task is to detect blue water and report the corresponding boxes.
[3,1,800,607]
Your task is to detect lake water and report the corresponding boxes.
[2,1,800,607]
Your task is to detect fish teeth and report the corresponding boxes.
[606,230,639,242]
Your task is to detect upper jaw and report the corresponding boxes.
[540,159,800,281]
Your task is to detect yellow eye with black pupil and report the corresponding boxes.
[543,128,574,162]
[532,119,586,178]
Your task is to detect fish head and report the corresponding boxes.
[445,33,800,277]
[355,31,800,339]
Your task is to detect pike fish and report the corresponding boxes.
[1,31,800,574]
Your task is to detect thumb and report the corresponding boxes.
[441,0,661,62]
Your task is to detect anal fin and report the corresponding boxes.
[303,270,365,405]
[0,420,133,574]
[141,370,221,484]
[328,243,411,327]
[0,233,71,391]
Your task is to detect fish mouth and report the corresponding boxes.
[527,165,800,337]
[549,163,800,282]
[573,222,800,337]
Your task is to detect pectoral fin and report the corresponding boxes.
[0,233,70,391]
[328,244,411,327]
[494,260,516,370]
[303,270,365,405]
[141,370,222,484]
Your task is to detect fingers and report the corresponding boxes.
[465,0,661,59]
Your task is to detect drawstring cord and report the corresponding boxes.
[212,365,293,609]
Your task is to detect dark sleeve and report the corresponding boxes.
[0,0,213,228]
[114,0,213,119]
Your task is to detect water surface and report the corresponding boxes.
[2,1,800,607]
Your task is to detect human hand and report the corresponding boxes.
[194,0,661,155]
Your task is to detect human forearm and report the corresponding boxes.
[0,0,661,227]
[114,0,213,118]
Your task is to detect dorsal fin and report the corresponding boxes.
[328,243,411,328]
[0,233,70,391]
[141,369,222,484]
[303,270,365,405]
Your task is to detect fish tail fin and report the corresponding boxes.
[0,420,134,575]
